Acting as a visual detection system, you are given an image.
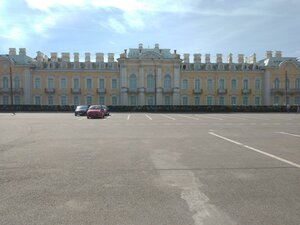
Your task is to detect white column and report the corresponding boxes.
[262,70,271,105]
[24,69,31,104]
[173,64,180,105]
[120,64,128,105]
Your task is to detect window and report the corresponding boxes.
[207,79,213,91]
[34,77,41,89]
[48,95,54,105]
[73,96,79,105]
[129,74,137,89]
[206,96,213,105]
[194,78,200,90]
[99,78,105,89]
[182,96,188,105]
[61,96,67,105]
[274,96,280,105]
[274,78,280,89]
[111,96,118,105]
[3,77,9,88]
[73,78,79,89]
[194,96,200,105]
[47,77,54,88]
[111,78,117,89]
[3,96,9,104]
[14,95,20,104]
[295,78,300,89]
[286,79,290,89]
[60,78,67,89]
[242,96,248,105]
[99,96,105,105]
[147,74,154,89]
[130,95,137,106]
[218,79,225,89]
[147,96,154,105]
[164,75,171,89]
[231,79,237,90]
[182,79,188,89]
[295,96,300,104]
[86,78,92,89]
[165,96,171,105]
[231,96,237,105]
[243,79,248,89]
[255,79,261,90]
[255,96,260,105]
[86,96,92,105]
[35,96,41,105]
[14,77,20,88]
[219,96,225,105]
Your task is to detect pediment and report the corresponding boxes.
[140,51,161,59]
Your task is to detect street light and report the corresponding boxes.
[285,62,290,112]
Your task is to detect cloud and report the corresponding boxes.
[107,18,127,34]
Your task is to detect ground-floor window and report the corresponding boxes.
[48,95,54,105]
[86,96,92,105]
[147,96,154,105]
[99,96,105,105]
[219,96,225,105]
[130,95,137,106]
[231,96,237,105]
[194,96,200,105]
[165,96,171,105]
[111,96,118,105]
[206,96,213,105]
[182,96,188,105]
[242,96,248,106]
[295,96,300,105]
[73,96,79,105]
[274,96,280,105]
[60,96,67,105]
[14,95,20,105]
[255,96,260,105]
[34,95,41,105]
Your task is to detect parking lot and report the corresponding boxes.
[1,112,300,225]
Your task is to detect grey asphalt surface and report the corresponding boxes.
[0,112,300,225]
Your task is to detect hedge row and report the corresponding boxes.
[0,104,298,113]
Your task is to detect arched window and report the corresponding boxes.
[295,78,300,89]
[3,77,9,88]
[147,74,154,89]
[194,78,200,90]
[274,78,280,89]
[164,75,171,89]
[129,74,137,89]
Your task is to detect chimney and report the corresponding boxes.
[275,51,282,58]
[216,54,222,63]
[194,54,201,63]
[108,53,115,62]
[139,43,143,49]
[74,53,79,62]
[19,48,26,55]
[227,53,233,63]
[61,52,70,62]
[183,54,190,63]
[36,51,44,62]
[9,48,16,56]
[249,53,256,63]
[205,54,210,63]
[155,43,159,49]
[51,52,58,62]
[265,51,272,59]
[96,53,104,62]
[238,54,244,63]
[85,53,91,62]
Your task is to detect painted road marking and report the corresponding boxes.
[127,114,130,120]
[275,132,300,138]
[145,114,153,120]
[219,115,248,120]
[178,115,199,120]
[161,114,176,120]
[209,132,300,168]
[195,115,224,120]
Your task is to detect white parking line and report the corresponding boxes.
[209,132,300,168]
[195,115,224,120]
[275,132,300,138]
[219,115,248,120]
[127,114,130,120]
[178,115,199,120]
[145,114,153,120]
[161,114,176,120]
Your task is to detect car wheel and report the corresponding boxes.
[75,113,77,116]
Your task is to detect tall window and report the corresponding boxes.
[286,79,290,89]
[243,79,248,89]
[130,96,137,105]
[206,96,213,105]
[218,78,225,89]
[274,78,280,89]
[60,96,67,105]
[3,96,9,104]
[14,77,20,88]
[194,96,200,105]
[14,96,20,104]
[147,96,154,105]
[86,96,92,105]
[60,78,67,89]
[242,96,248,105]
[182,79,188,89]
[34,96,41,105]
[73,78,79,89]
[111,78,117,89]
[34,77,41,89]
[231,96,237,105]
[295,78,300,89]
[255,96,260,105]
[231,79,237,90]
[99,78,105,89]
[207,79,213,91]
[255,79,261,90]
[86,78,92,89]
[73,96,79,105]
[48,95,54,105]
[165,96,171,105]
[111,96,118,105]
[99,96,105,105]
[194,78,200,90]
[295,96,300,104]
[129,74,137,89]
[164,75,171,89]
[182,96,188,105]
[3,77,9,88]
[147,74,154,89]
[47,77,54,88]
[219,96,225,105]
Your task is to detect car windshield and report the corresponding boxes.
[77,106,87,110]
[89,105,101,109]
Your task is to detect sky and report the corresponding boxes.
[1,0,300,62]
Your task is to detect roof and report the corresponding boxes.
[0,54,36,66]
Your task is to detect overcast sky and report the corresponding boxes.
[1,0,299,62]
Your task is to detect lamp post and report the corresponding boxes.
[285,63,290,112]
[6,55,14,107]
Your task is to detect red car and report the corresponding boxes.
[86,105,105,119]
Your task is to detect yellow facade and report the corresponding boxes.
[0,45,300,106]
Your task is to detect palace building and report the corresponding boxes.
[0,44,300,106]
